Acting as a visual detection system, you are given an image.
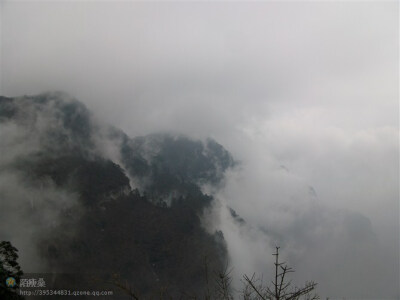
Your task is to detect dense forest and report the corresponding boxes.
[0,93,236,298]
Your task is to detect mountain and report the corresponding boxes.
[0,92,234,298]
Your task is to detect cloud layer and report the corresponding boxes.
[1,2,398,298]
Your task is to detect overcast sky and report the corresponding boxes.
[1,1,399,299]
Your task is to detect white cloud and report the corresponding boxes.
[1,1,398,298]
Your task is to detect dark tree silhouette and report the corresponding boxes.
[0,241,24,300]
[243,247,319,300]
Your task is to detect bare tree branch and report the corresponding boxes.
[241,247,318,300]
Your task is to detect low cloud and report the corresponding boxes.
[1,1,398,298]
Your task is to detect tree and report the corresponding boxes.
[0,241,24,300]
[92,247,318,299]
[243,247,319,300]
[214,265,234,300]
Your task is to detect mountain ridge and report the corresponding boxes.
[0,92,234,298]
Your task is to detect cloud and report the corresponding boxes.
[0,98,84,272]
[1,1,398,298]
[0,171,80,272]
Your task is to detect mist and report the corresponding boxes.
[1,1,398,299]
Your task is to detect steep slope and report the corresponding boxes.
[0,93,233,298]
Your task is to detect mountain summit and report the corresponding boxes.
[0,92,234,298]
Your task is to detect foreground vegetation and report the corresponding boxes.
[1,241,318,300]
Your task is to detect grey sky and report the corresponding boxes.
[1,1,399,298]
